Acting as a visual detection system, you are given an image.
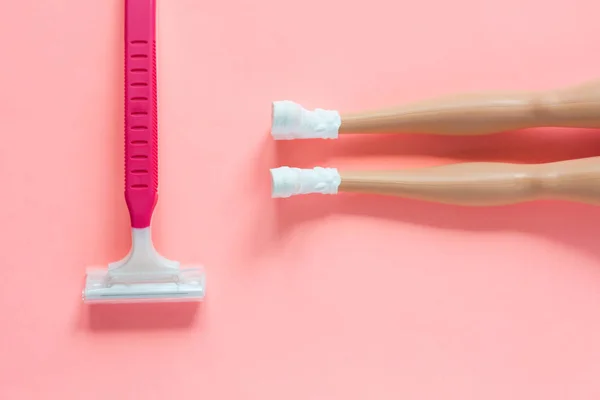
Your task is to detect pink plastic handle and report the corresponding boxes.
[124,0,157,228]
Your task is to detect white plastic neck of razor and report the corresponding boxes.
[107,227,179,274]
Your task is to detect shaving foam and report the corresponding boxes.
[270,167,341,198]
[271,101,341,140]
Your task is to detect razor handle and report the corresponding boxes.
[124,0,158,229]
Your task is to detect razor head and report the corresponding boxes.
[83,228,206,303]
[83,265,206,303]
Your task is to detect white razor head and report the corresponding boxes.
[82,228,206,303]
[83,266,206,303]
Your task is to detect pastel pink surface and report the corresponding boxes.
[1,0,600,399]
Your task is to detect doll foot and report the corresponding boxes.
[271,100,341,140]
[270,166,341,197]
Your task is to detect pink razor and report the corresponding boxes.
[83,0,206,303]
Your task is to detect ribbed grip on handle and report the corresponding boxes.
[124,0,157,228]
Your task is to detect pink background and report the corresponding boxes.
[2,0,600,398]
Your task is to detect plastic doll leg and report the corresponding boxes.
[337,157,600,205]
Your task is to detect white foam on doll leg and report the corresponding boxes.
[271,101,341,140]
[270,166,341,198]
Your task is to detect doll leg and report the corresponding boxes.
[338,156,600,206]
[271,79,600,139]
[339,79,600,136]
